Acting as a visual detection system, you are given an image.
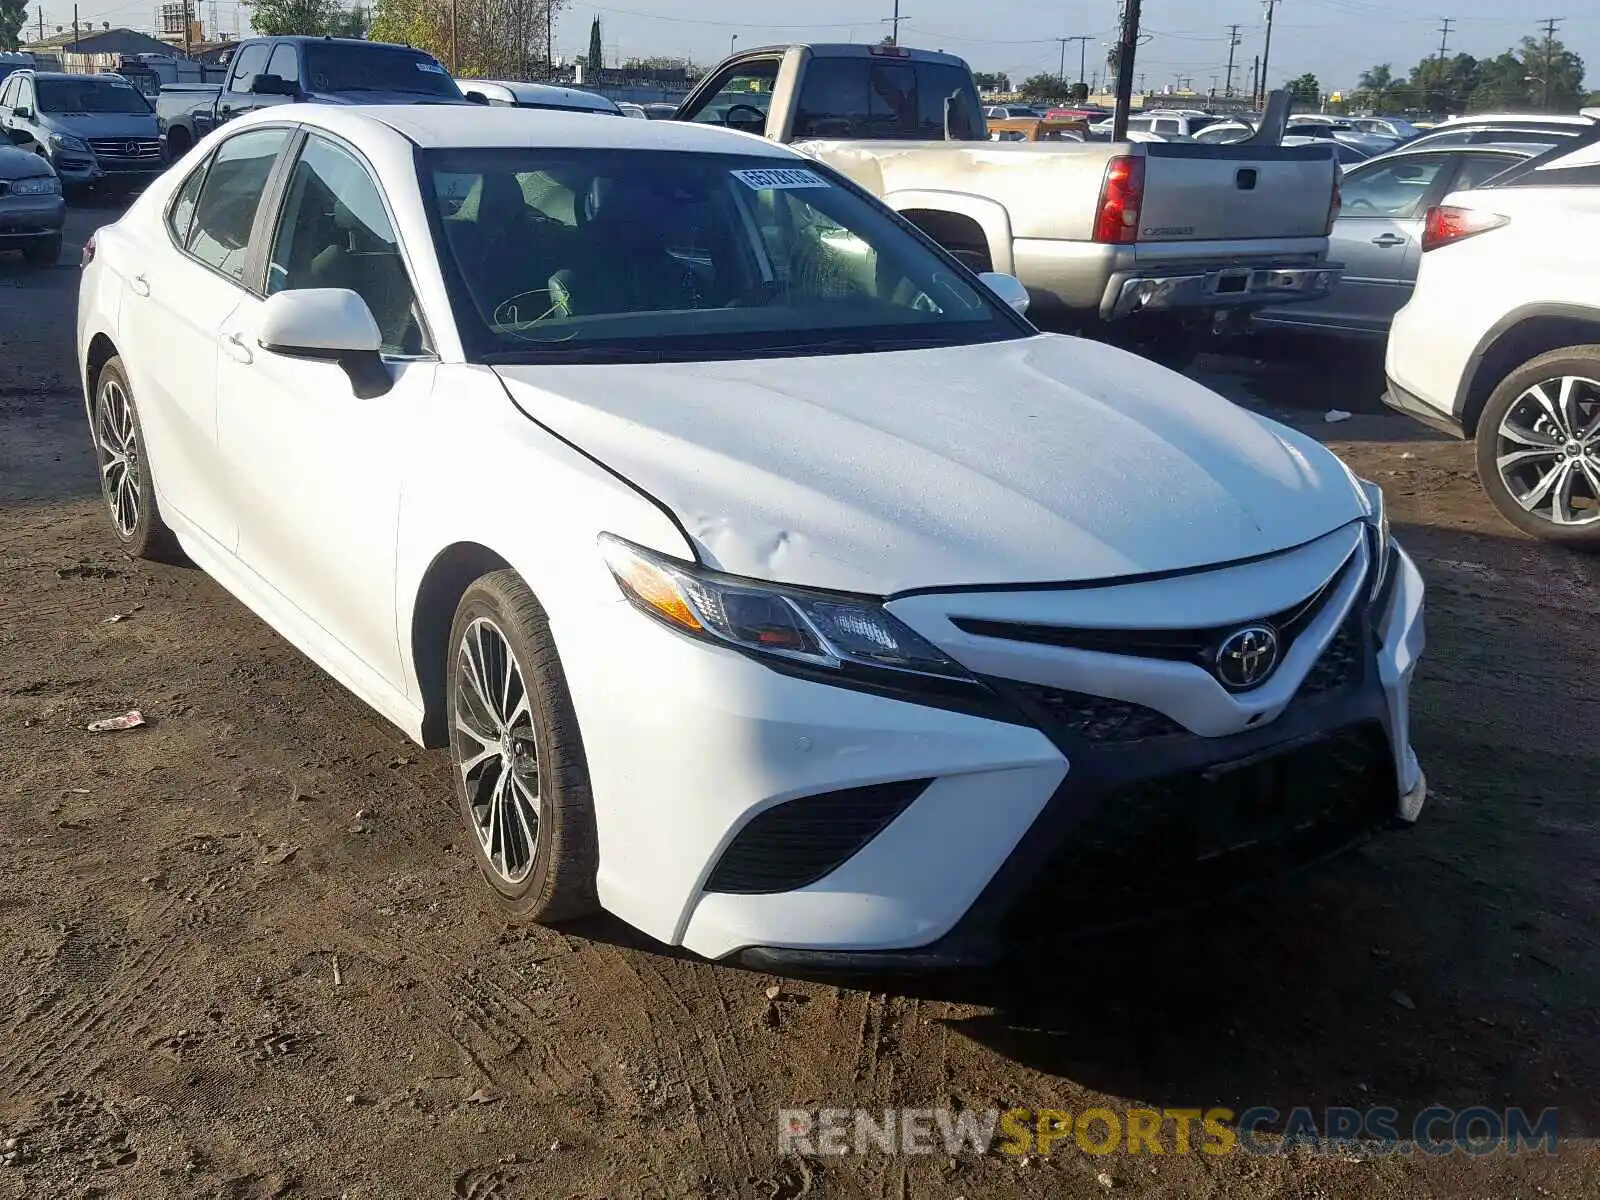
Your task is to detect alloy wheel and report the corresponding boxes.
[1494,374,1600,528]
[452,616,541,885]
[93,378,140,539]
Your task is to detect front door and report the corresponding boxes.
[216,130,436,689]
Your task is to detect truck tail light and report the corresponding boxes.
[1327,172,1342,235]
[1093,155,1144,245]
[1421,205,1508,252]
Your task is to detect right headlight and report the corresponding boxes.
[598,533,973,682]
[49,133,88,154]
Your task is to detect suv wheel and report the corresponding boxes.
[1475,345,1600,543]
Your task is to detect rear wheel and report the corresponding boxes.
[90,357,177,559]
[446,571,599,922]
[1474,346,1600,544]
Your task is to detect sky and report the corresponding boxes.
[42,0,1600,95]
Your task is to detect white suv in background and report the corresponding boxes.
[1385,135,1600,543]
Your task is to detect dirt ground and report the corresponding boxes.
[1,205,1597,1200]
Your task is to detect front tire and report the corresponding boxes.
[1474,346,1600,544]
[446,570,599,922]
[90,357,177,559]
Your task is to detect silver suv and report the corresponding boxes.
[0,71,163,194]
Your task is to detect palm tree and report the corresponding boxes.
[1358,63,1395,110]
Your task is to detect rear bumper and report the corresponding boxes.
[1383,377,1467,439]
[1103,261,1344,320]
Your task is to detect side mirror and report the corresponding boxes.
[255,288,391,398]
[464,90,490,105]
[978,271,1031,316]
[13,105,33,120]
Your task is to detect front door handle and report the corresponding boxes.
[221,331,253,365]
[1371,233,1407,247]
[129,273,150,297]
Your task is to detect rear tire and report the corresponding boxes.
[23,233,60,267]
[446,570,600,922]
[90,357,178,560]
[1474,345,1600,545]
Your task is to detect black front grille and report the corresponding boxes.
[704,780,931,895]
[1006,722,1394,937]
[1008,683,1188,745]
[88,137,161,159]
[952,548,1360,669]
[1298,615,1362,699]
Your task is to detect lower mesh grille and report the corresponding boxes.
[1009,683,1187,745]
[704,780,931,894]
[1298,616,1362,699]
[1007,722,1393,937]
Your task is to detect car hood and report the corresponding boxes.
[0,144,52,179]
[494,334,1368,595]
[43,112,157,136]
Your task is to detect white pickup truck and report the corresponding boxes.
[674,43,1344,363]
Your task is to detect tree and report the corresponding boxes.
[369,0,566,79]
[1287,73,1320,104]
[1018,73,1069,103]
[1518,34,1585,112]
[250,0,341,35]
[586,15,602,75]
[1355,62,1395,111]
[972,71,1010,93]
[0,0,26,51]
[1068,80,1089,103]
[1407,52,1480,115]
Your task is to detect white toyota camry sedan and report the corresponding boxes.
[77,105,1427,969]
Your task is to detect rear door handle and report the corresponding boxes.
[1371,233,1407,247]
[129,274,150,297]
[221,331,253,364]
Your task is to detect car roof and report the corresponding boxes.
[1363,141,1540,164]
[289,103,799,156]
[1441,112,1593,126]
[737,43,969,67]
[461,79,617,110]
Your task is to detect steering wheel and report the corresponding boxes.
[1344,197,1377,212]
[723,103,767,130]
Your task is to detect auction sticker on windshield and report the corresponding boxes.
[732,168,829,190]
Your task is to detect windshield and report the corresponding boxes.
[302,45,461,97]
[36,76,152,114]
[422,149,1024,364]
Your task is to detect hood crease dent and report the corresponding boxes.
[495,333,1364,596]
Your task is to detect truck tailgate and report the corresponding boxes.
[1136,142,1337,243]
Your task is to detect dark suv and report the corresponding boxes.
[0,70,163,194]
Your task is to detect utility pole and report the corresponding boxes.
[1258,0,1279,109]
[1250,55,1260,106]
[1539,17,1562,111]
[890,0,902,45]
[1110,0,1142,140]
[70,1,76,50]
[1055,34,1090,87]
[1138,72,1145,92]
[1224,23,1241,97]
[1436,16,1452,63]
[182,0,190,59]
[36,5,43,41]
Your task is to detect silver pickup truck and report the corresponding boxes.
[675,43,1344,362]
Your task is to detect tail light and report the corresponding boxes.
[1093,155,1145,245]
[1327,172,1342,235]
[80,232,95,267]
[1421,205,1508,252]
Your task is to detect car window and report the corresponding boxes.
[1452,153,1520,192]
[167,152,211,246]
[302,43,458,97]
[0,76,14,108]
[794,57,868,138]
[266,44,300,87]
[267,133,428,355]
[35,75,151,114]
[1154,118,1179,134]
[1339,156,1449,219]
[685,59,779,134]
[226,42,270,91]
[16,77,32,109]
[186,126,290,281]
[1125,117,1153,132]
[421,147,1021,364]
